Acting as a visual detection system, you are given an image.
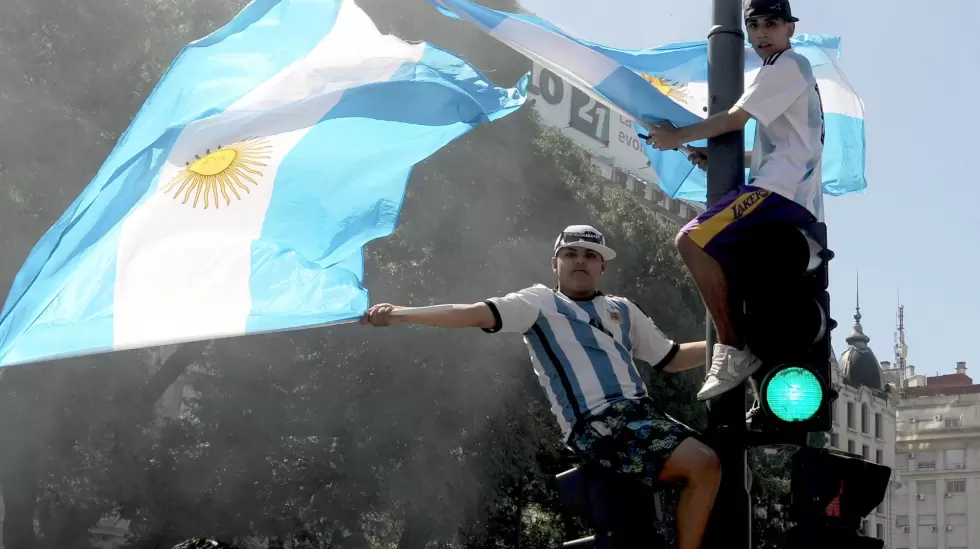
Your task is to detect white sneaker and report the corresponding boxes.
[697,343,763,401]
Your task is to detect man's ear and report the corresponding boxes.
[601,260,607,274]
[787,21,796,37]
[551,256,558,273]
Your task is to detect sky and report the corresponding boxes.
[518,0,980,378]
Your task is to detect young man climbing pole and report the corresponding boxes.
[361,225,720,549]
[643,0,825,402]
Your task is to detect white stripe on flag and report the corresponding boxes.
[113,0,425,349]
[490,18,619,89]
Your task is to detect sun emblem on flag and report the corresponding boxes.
[163,137,273,209]
[639,74,690,104]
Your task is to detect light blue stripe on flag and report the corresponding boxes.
[0,0,528,367]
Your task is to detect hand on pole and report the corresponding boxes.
[687,146,708,171]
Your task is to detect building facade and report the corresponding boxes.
[828,298,898,544]
[890,364,980,549]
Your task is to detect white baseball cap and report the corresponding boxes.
[553,225,616,261]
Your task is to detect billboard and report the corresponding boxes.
[525,62,705,226]
[526,62,660,186]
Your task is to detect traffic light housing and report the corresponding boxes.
[785,447,892,548]
[727,221,838,438]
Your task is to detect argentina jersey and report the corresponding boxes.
[737,49,826,221]
[482,284,679,441]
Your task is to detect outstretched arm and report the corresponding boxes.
[677,107,752,144]
[629,301,707,374]
[650,53,812,153]
[361,288,544,333]
[661,341,707,373]
[644,106,752,151]
[360,303,495,330]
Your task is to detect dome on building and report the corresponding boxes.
[839,275,884,391]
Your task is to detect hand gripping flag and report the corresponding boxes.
[0,0,527,367]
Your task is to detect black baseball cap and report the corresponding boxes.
[743,0,799,22]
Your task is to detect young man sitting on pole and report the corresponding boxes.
[361,225,720,549]
[643,0,825,402]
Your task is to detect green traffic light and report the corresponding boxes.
[765,366,822,422]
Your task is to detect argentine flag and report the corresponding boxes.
[429,0,865,203]
[0,0,527,367]
[609,34,866,201]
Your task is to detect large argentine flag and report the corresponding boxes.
[0,0,527,367]
[429,0,865,203]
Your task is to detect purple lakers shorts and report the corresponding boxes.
[680,184,815,267]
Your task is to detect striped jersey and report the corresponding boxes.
[482,284,678,441]
[736,49,825,221]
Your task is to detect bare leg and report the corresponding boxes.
[675,232,740,348]
[658,438,721,549]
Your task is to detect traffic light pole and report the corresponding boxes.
[702,1,749,549]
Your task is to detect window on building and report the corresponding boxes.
[862,444,870,460]
[830,433,839,448]
[917,451,937,470]
[946,417,962,428]
[895,515,909,526]
[946,479,966,493]
[876,449,883,464]
[917,514,936,525]
[945,448,966,469]
[876,523,884,539]
[861,403,870,433]
[917,480,936,495]
[832,401,838,423]
[847,402,855,429]
[874,412,882,438]
[896,452,909,470]
[947,513,967,526]
[847,439,855,454]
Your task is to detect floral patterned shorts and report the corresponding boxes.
[569,397,699,487]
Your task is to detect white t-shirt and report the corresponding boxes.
[735,49,825,220]
[482,284,678,441]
